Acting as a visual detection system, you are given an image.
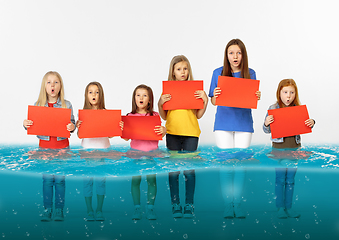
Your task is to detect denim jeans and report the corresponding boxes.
[169,170,195,205]
[166,134,199,152]
[166,134,198,205]
[43,174,65,209]
[275,168,297,209]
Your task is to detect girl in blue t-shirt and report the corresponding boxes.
[209,38,261,148]
[208,39,261,219]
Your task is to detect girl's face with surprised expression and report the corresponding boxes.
[227,44,242,72]
[280,85,296,107]
[135,88,150,113]
[173,61,189,81]
[45,74,61,102]
[87,84,100,109]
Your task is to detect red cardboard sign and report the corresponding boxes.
[78,109,122,138]
[215,76,260,109]
[162,81,204,110]
[268,105,312,139]
[27,105,71,138]
[121,115,162,140]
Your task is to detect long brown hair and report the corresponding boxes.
[222,39,250,79]
[168,55,194,81]
[36,71,66,108]
[83,82,106,110]
[131,84,154,116]
[276,79,301,108]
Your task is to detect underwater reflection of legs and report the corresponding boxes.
[169,170,196,218]
[219,168,246,218]
[275,168,299,218]
[131,175,157,220]
[42,174,65,221]
[83,176,106,221]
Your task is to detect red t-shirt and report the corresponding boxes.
[39,102,70,149]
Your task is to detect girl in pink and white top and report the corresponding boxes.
[123,84,166,220]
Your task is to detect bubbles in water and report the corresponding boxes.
[183,234,188,239]
[26,232,30,236]
[305,233,310,239]
[255,219,259,224]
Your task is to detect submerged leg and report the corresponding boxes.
[146,174,157,205]
[131,176,142,205]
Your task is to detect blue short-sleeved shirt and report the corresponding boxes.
[208,66,257,133]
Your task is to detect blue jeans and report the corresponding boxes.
[166,134,198,205]
[275,168,297,209]
[166,134,199,152]
[169,170,195,204]
[43,174,65,209]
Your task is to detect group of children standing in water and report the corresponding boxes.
[23,38,315,222]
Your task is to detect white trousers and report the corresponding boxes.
[215,131,252,149]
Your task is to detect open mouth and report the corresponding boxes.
[92,98,96,101]
[51,89,55,93]
[140,101,143,104]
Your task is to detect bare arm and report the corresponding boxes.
[210,87,221,106]
[195,90,208,119]
[158,94,171,120]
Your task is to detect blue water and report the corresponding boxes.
[1,144,339,176]
[1,144,339,239]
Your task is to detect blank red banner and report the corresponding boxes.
[27,105,71,138]
[162,81,204,110]
[121,115,162,140]
[216,76,260,109]
[268,105,312,139]
[78,109,122,138]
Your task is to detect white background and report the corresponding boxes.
[1,0,337,146]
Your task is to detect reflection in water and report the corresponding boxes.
[220,168,246,218]
[2,166,339,239]
[267,148,313,219]
[216,150,257,219]
[27,149,75,160]
[3,145,339,238]
[126,149,162,220]
[79,155,111,222]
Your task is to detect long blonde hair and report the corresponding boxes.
[276,79,301,108]
[36,71,67,108]
[168,55,194,81]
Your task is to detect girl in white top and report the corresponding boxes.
[76,81,116,221]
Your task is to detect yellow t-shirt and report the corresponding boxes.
[165,109,201,137]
